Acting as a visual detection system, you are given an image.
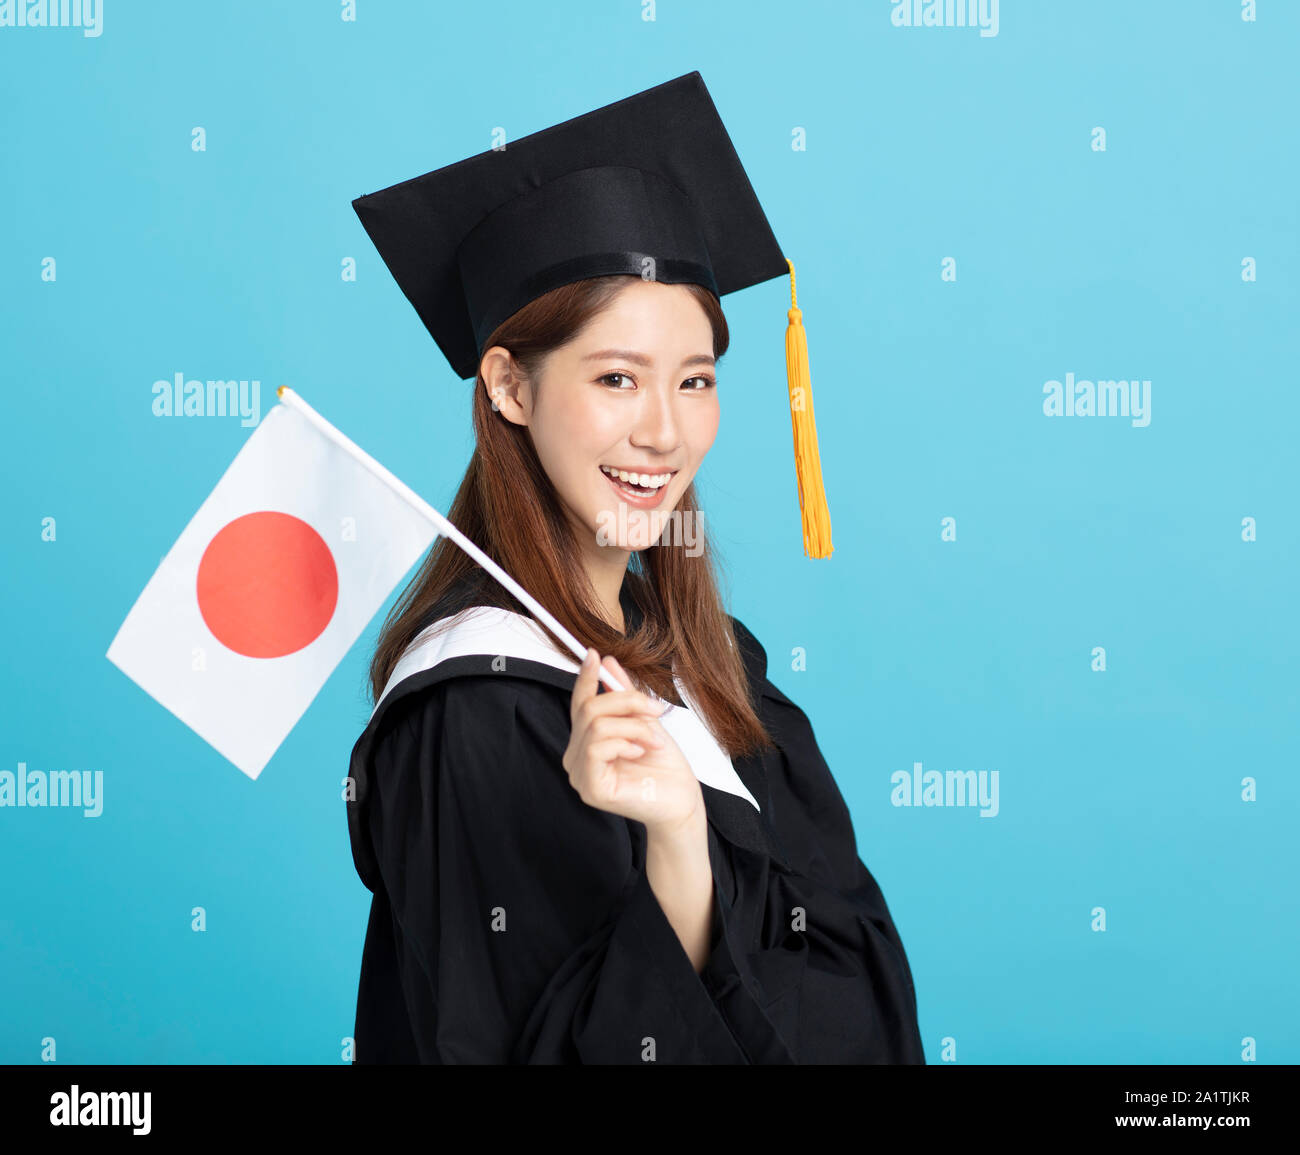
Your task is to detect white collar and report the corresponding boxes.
[376,606,760,812]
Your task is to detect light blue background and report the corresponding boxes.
[1,0,1295,1063]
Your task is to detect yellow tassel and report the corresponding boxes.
[784,259,833,559]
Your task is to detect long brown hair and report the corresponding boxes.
[368,274,775,758]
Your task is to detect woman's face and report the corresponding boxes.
[487,279,720,554]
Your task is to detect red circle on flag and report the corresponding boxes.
[196,511,338,658]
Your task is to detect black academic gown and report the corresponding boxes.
[346,586,925,1064]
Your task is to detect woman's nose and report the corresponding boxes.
[629,382,681,453]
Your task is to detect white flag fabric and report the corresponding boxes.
[107,400,437,778]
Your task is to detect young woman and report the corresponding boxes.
[344,73,925,1064]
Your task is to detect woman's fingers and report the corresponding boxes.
[572,650,654,707]
[577,688,661,721]
[580,740,663,810]
[569,647,601,725]
[573,738,646,800]
[561,647,701,830]
[566,647,677,813]
[573,654,662,730]
[588,738,646,763]
[587,714,664,748]
[603,654,668,717]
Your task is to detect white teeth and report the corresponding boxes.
[600,465,672,489]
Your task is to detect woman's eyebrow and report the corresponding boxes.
[582,348,716,368]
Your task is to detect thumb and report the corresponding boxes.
[571,646,600,716]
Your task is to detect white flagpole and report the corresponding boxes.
[276,385,638,699]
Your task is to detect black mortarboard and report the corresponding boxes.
[351,71,833,558]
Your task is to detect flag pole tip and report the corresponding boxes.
[276,385,287,399]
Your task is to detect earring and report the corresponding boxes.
[491,389,502,412]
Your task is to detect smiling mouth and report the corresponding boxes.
[599,465,676,495]
[599,465,677,503]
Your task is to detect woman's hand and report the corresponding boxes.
[563,648,705,841]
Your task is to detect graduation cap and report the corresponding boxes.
[351,71,832,558]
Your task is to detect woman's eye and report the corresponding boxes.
[598,372,715,390]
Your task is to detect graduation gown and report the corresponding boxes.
[346,584,925,1064]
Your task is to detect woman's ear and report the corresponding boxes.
[480,345,531,426]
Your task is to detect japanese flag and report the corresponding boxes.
[107,392,437,779]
